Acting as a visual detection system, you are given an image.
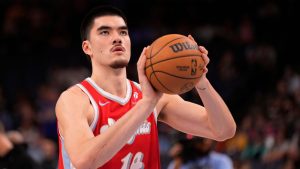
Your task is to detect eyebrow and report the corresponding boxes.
[96,25,128,32]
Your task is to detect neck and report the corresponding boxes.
[91,66,128,98]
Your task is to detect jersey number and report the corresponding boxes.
[121,152,144,169]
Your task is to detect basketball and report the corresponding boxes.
[145,34,205,95]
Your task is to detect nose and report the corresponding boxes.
[112,32,122,45]
[113,38,122,45]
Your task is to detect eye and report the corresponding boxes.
[100,30,109,35]
[120,30,128,36]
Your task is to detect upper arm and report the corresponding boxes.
[157,94,216,139]
[55,86,94,153]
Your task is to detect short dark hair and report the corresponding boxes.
[80,5,127,41]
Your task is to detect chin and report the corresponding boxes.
[110,60,129,69]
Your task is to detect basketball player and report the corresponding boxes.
[55,5,236,169]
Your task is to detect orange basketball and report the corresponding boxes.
[145,34,205,95]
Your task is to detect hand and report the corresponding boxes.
[0,132,13,156]
[188,35,210,89]
[6,131,24,144]
[137,47,163,105]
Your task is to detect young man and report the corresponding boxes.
[55,5,236,169]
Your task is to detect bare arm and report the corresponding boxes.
[158,43,236,141]
[56,47,162,169]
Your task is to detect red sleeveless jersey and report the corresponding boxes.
[58,78,161,169]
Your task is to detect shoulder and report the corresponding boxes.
[210,152,231,160]
[57,85,87,103]
[209,152,233,166]
[166,160,176,169]
[55,85,90,115]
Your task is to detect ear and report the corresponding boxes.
[82,40,92,56]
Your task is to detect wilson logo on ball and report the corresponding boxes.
[169,41,198,53]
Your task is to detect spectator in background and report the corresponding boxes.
[0,86,14,130]
[167,137,233,169]
[0,122,40,169]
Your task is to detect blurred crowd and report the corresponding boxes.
[0,0,299,169]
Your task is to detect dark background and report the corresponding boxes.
[0,0,299,169]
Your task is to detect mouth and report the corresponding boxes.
[111,46,125,53]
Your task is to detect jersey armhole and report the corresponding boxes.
[76,84,99,131]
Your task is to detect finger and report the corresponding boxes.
[202,67,208,74]
[201,53,210,66]
[199,46,208,55]
[187,34,195,42]
[137,47,148,81]
[137,47,147,69]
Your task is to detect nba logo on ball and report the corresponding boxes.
[191,59,197,76]
[145,34,205,95]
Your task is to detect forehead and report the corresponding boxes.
[92,15,127,29]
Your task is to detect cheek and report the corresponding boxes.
[125,41,131,54]
[94,46,106,55]
[125,37,131,47]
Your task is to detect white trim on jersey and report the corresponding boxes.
[153,108,158,123]
[86,77,132,105]
[132,81,142,90]
[77,84,99,131]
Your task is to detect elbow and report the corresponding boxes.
[214,123,236,142]
[71,158,91,169]
[71,155,97,169]
[70,150,109,169]
[225,124,237,140]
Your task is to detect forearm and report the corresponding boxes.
[196,78,236,141]
[68,99,156,169]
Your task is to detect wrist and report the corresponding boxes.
[138,98,158,110]
[195,78,209,91]
[143,97,159,107]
